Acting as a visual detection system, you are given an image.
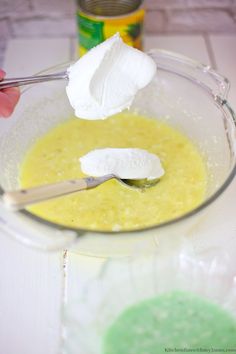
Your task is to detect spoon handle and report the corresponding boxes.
[2,175,114,211]
[0,71,68,89]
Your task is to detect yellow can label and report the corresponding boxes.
[77,8,145,57]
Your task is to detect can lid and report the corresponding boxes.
[78,0,143,17]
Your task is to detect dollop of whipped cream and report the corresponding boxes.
[66,33,156,120]
[79,148,164,180]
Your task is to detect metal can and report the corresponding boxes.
[77,0,145,56]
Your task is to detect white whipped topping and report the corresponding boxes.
[79,148,165,180]
[66,33,156,120]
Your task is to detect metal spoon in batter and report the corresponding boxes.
[2,174,159,211]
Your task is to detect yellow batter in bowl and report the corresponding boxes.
[20,112,207,231]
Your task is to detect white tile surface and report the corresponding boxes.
[3,38,71,76]
[144,35,211,64]
[209,35,236,108]
[0,37,72,354]
[0,233,63,354]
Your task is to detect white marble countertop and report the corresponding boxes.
[0,34,236,354]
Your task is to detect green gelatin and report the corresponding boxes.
[103,291,236,354]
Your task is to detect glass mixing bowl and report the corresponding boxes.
[62,247,236,353]
[0,50,235,255]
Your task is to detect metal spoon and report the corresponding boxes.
[0,72,68,90]
[2,174,159,211]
